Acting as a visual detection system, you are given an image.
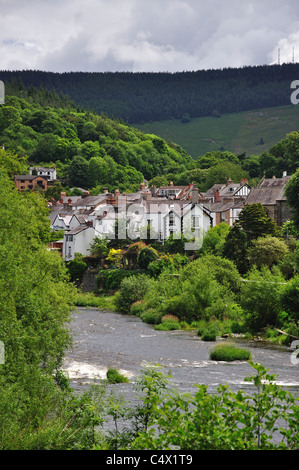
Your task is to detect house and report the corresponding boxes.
[14,175,48,192]
[155,182,194,199]
[30,167,57,181]
[63,225,97,261]
[245,173,292,226]
[123,186,212,247]
[202,179,251,203]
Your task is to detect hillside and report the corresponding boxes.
[1,63,299,124]
[134,104,299,159]
[0,87,192,193]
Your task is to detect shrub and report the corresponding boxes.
[97,269,138,292]
[67,254,87,282]
[130,300,145,316]
[106,369,129,384]
[114,274,152,313]
[210,342,251,361]
[201,330,217,341]
[137,246,158,269]
[140,309,163,325]
[281,275,299,323]
[240,266,285,331]
[155,322,181,331]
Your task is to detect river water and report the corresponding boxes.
[63,308,299,398]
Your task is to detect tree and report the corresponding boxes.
[247,236,288,269]
[0,174,75,377]
[137,246,158,269]
[237,203,278,243]
[239,266,285,331]
[223,223,249,274]
[199,223,231,256]
[68,155,89,188]
[284,168,299,230]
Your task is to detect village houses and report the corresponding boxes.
[46,173,291,260]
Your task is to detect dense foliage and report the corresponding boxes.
[0,90,192,192]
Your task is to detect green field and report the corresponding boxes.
[133,104,299,159]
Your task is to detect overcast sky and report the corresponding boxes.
[1,0,299,73]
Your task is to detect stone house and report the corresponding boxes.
[245,174,292,226]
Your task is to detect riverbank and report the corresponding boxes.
[73,291,297,348]
[61,307,299,449]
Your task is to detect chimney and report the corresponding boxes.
[150,185,156,196]
[139,182,145,191]
[240,179,248,185]
[214,189,220,202]
[225,178,233,186]
[114,188,120,198]
[68,198,72,205]
[191,186,199,204]
[169,181,174,187]
[60,191,66,203]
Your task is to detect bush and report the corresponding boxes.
[155,315,181,331]
[106,369,129,384]
[114,274,152,313]
[137,246,158,269]
[67,254,87,282]
[97,269,138,292]
[130,300,145,316]
[210,342,251,361]
[155,322,181,331]
[201,330,217,341]
[140,309,163,325]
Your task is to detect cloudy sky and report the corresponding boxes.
[1,0,299,73]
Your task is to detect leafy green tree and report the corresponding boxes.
[284,168,299,230]
[129,363,299,450]
[281,275,299,323]
[68,155,89,188]
[0,148,28,177]
[0,173,75,384]
[202,161,249,192]
[199,223,231,256]
[237,203,278,242]
[239,266,285,331]
[247,236,289,269]
[137,246,158,269]
[223,223,249,274]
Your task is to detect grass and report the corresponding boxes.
[74,291,117,311]
[106,368,129,384]
[210,342,251,362]
[133,104,299,158]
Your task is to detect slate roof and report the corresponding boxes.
[246,176,291,205]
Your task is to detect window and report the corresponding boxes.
[192,216,200,228]
[66,235,73,242]
[169,211,175,226]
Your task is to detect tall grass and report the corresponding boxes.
[74,292,117,311]
[210,342,251,362]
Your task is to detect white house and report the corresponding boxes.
[51,214,72,231]
[63,225,97,261]
[30,167,57,181]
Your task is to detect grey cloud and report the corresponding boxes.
[1,0,299,72]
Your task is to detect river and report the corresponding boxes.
[63,307,299,397]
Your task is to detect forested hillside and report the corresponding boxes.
[1,63,298,124]
[0,85,192,193]
[1,83,299,196]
